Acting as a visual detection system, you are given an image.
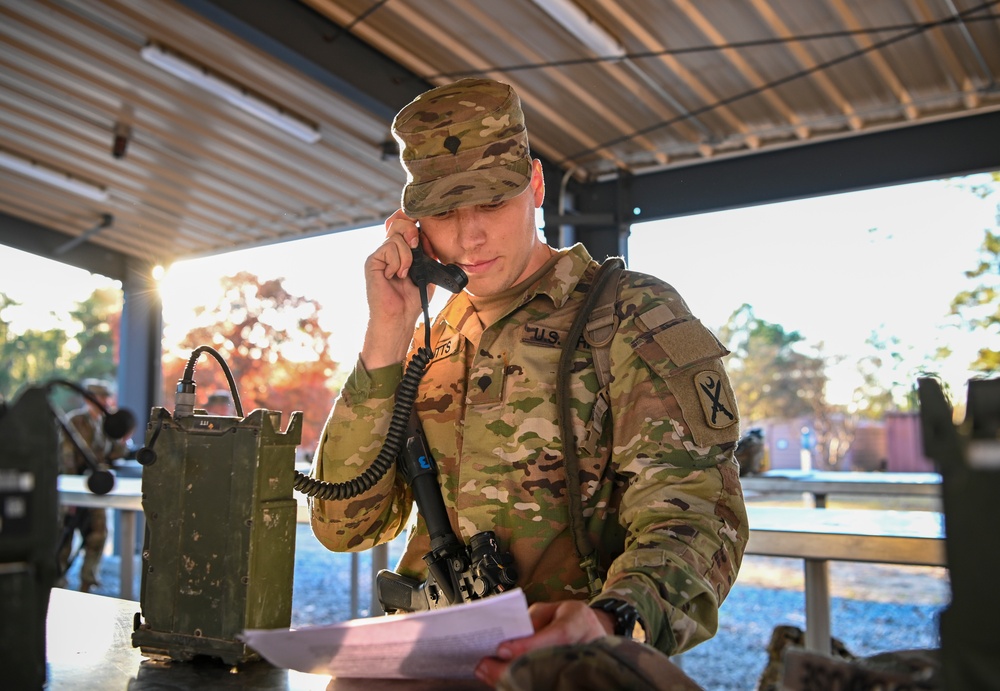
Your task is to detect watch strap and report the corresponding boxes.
[590,598,639,639]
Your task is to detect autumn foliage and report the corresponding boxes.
[161,272,341,454]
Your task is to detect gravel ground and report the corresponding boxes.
[64,521,948,691]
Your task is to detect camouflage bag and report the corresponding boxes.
[780,648,941,690]
[757,625,941,691]
[497,637,705,691]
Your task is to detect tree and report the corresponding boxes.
[161,272,341,453]
[1,287,124,411]
[65,287,123,384]
[718,304,827,422]
[850,328,942,417]
[0,292,69,401]
[718,304,855,470]
[949,173,999,373]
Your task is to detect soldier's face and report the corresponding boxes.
[418,160,548,297]
[88,393,111,415]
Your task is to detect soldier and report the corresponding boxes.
[56,378,129,592]
[309,78,747,688]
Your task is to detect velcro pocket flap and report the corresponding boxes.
[652,318,728,368]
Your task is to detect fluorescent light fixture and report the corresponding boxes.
[532,0,626,59]
[0,150,109,201]
[140,42,321,144]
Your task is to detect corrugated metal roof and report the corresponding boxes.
[1,0,998,265]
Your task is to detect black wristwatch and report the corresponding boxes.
[590,598,639,639]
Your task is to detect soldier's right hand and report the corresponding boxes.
[359,209,429,369]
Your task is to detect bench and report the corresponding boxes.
[744,506,946,653]
[741,469,941,507]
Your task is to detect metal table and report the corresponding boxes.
[44,588,485,690]
[57,474,388,612]
[62,473,945,658]
[744,506,946,653]
[57,474,144,600]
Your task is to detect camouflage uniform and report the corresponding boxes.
[311,243,748,655]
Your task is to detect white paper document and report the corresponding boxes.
[242,588,533,679]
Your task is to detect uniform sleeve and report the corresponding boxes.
[59,427,79,475]
[309,358,414,552]
[598,278,749,655]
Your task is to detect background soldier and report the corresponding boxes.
[56,378,130,592]
[204,389,235,416]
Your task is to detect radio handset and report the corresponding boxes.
[408,244,468,295]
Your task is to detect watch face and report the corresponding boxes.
[616,605,639,638]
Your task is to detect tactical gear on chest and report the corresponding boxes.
[558,256,625,597]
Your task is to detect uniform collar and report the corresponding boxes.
[433,243,596,346]
[533,243,595,309]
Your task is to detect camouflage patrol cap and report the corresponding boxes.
[392,78,532,218]
[207,390,232,405]
[82,378,113,398]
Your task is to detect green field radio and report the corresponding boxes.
[131,346,302,665]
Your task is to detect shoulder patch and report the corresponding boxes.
[664,363,741,448]
[630,318,740,448]
[694,370,738,429]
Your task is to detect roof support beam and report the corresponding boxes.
[574,109,1000,228]
[118,258,164,450]
[0,212,130,280]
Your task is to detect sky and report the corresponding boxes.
[1,172,996,407]
[628,173,997,403]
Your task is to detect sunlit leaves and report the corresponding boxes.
[161,272,341,452]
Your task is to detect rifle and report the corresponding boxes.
[375,407,517,613]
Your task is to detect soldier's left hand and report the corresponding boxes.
[474,599,612,687]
